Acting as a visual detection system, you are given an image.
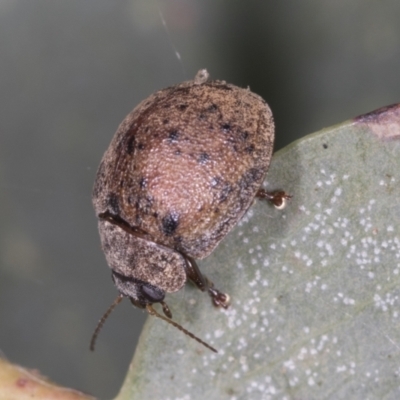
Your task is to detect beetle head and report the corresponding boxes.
[90,271,217,353]
[112,271,166,309]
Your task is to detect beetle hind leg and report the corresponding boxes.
[183,255,230,308]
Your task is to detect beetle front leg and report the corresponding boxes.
[183,255,230,308]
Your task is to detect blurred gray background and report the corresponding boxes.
[1,0,400,398]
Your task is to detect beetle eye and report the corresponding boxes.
[141,283,165,303]
[112,271,165,305]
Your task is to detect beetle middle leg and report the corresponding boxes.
[183,256,230,308]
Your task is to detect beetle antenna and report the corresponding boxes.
[146,304,218,353]
[160,300,173,319]
[90,294,124,351]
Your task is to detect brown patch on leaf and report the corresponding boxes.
[355,103,400,140]
[0,358,95,399]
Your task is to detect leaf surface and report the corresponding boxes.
[116,104,400,400]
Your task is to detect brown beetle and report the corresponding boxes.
[91,70,289,352]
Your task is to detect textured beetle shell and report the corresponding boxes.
[98,220,186,292]
[93,77,274,266]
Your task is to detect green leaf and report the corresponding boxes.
[116,105,400,400]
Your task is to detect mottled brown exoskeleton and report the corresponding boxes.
[91,70,289,352]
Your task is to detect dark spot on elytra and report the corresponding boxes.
[218,183,233,203]
[107,193,120,215]
[126,135,135,155]
[174,149,182,156]
[163,119,169,124]
[239,168,264,191]
[127,195,134,205]
[198,152,210,164]
[168,130,179,142]
[221,123,231,132]
[178,104,188,111]
[241,131,249,140]
[245,144,255,154]
[139,177,147,189]
[199,113,206,120]
[159,254,170,263]
[249,168,263,182]
[145,126,150,133]
[161,212,180,236]
[138,143,145,150]
[323,143,328,149]
[208,103,218,112]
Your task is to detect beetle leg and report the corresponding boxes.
[183,256,230,308]
[256,188,292,210]
[182,256,207,291]
[160,301,173,319]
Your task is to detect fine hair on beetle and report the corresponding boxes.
[91,69,290,353]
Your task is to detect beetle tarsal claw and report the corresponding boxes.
[208,287,230,308]
[256,189,292,210]
[145,304,218,353]
[205,277,230,308]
